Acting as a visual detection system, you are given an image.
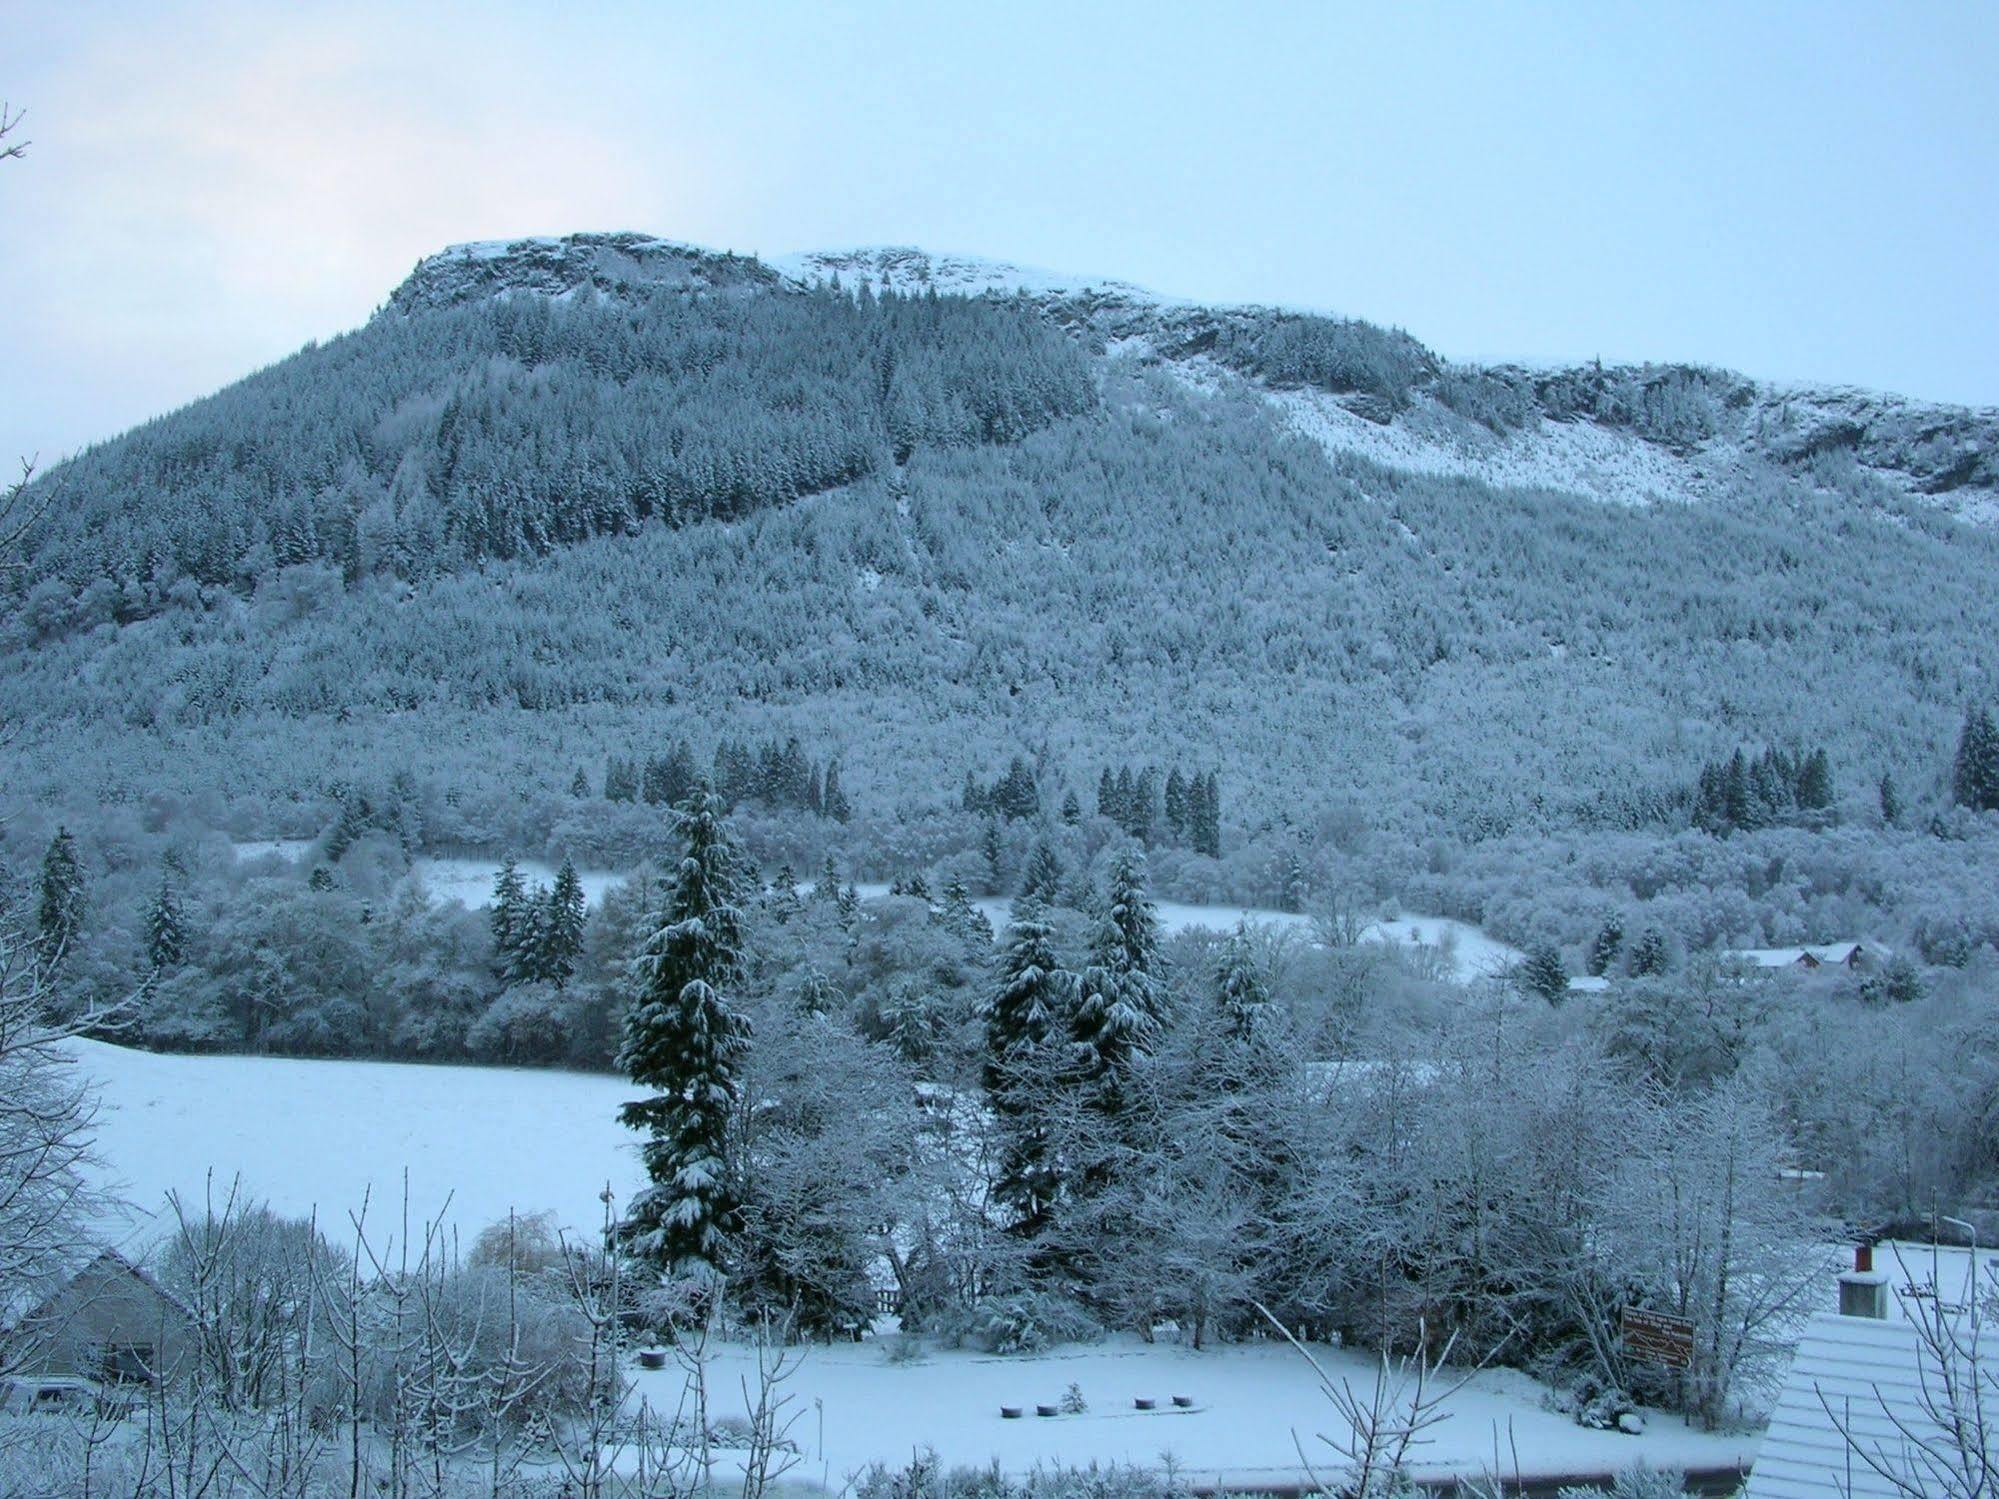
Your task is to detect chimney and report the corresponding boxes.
[1839,1242,1890,1319]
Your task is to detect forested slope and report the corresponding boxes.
[4,234,1998,873]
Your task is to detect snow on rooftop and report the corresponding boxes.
[1744,1312,1956,1498]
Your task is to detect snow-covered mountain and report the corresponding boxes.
[386,233,1999,521]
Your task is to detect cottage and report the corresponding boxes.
[1744,1244,1994,1496]
[2,1248,190,1386]
[1725,941,1882,973]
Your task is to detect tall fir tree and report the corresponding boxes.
[146,875,186,971]
[542,857,588,988]
[1213,921,1274,1046]
[985,899,1070,1237]
[490,857,526,979]
[1022,840,1063,906]
[36,827,87,979]
[1953,706,1999,812]
[1070,850,1163,1100]
[1587,912,1625,978]
[822,758,852,822]
[616,789,753,1278]
[1878,771,1902,826]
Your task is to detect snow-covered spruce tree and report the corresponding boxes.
[490,855,526,976]
[984,898,1071,1237]
[543,856,588,988]
[1021,840,1062,905]
[616,789,752,1279]
[1954,705,1999,812]
[1214,920,1275,1048]
[1587,911,1625,978]
[146,873,186,971]
[35,826,85,981]
[1070,850,1164,1108]
[1519,943,1569,1004]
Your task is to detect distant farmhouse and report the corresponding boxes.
[2,1247,190,1388]
[1725,941,1884,974]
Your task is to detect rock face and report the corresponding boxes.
[384,232,788,313]
[384,233,1999,520]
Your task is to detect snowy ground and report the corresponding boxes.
[71,1039,642,1249]
[229,845,1519,982]
[852,885,1521,985]
[410,855,625,911]
[641,1335,1752,1489]
[68,1040,1755,1484]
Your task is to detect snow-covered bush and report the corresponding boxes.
[941,1292,1101,1355]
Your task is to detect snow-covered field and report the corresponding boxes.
[649,1335,1751,1487]
[72,1039,641,1248]
[410,855,625,911]
[229,842,628,910]
[68,1038,1757,1483]
[853,884,1520,984]
[228,847,1519,983]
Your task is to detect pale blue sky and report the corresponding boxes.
[3,2,1996,464]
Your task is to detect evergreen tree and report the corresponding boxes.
[146,875,186,971]
[1213,921,1274,1045]
[490,857,526,978]
[543,857,588,988]
[1587,912,1625,978]
[616,789,753,1278]
[36,827,87,978]
[814,851,842,904]
[503,889,552,988]
[1071,850,1164,1099]
[1629,926,1670,977]
[1797,747,1834,811]
[981,818,1005,894]
[1060,789,1082,825]
[1953,706,1999,812]
[940,875,994,949]
[1022,840,1063,906]
[1519,943,1568,1004]
[1164,768,1188,840]
[570,767,591,798]
[822,758,852,823]
[1096,767,1116,821]
[1878,771,1902,826]
[766,863,803,925]
[985,899,1069,1237]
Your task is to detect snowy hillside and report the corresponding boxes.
[390,233,1999,520]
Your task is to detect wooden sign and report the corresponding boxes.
[1621,1306,1695,1369]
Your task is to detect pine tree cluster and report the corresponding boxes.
[19,282,1096,613]
[606,738,849,821]
[1691,745,1834,835]
[1097,763,1221,855]
[961,756,1040,821]
[490,856,588,989]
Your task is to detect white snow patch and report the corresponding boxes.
[773,246,1156,303]
[1269,385,1712,507]
[643,1335,1751,1487]
[849,886,1517,986]
[411,856,626,911]
[68,1039,638,1246]
[231,839,313,863]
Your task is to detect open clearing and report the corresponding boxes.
[70,1038,1751,1484]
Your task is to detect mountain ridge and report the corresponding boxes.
[384,232,1999,518]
